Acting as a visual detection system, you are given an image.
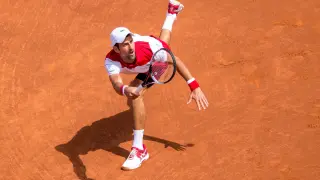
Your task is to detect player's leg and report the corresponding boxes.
[127,76,147,132]
[126,73,155,145]
[121,74,150,171]
[159,0,184,44]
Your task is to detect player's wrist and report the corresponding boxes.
[187,77,200,91]
[120,85,128,96]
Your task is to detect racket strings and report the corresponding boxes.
[151,61,173,82]
[148,48,176,84]
[151,61,167,78]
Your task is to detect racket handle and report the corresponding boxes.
[135,84,144,94]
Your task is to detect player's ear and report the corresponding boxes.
[113,44,120,53]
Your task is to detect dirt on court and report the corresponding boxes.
[1,0,320,179]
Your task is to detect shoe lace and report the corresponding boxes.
[128,148,140,160]
[129,147,144,159]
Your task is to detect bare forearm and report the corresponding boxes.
[175,56,193,81]
[112,81,123,95]
[109,74,125,95]
[175,56,200,91]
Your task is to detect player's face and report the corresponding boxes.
[118,35,135,63]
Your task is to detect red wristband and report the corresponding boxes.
[187,78,200,91]
[120,85,128,96]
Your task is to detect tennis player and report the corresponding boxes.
[104,0,209,170]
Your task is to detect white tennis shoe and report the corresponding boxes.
[121,144,149,170]
[168,0,184,15]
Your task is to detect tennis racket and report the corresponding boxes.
[135,47,177,94]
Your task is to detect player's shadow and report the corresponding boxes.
[55,109,194,180]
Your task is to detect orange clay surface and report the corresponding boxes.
[1,0,320,179]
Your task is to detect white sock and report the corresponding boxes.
[132,129,144,150]
[162,14,177,32]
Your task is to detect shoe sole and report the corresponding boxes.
[121,153,150,171]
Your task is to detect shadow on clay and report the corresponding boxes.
[55,109,194,180]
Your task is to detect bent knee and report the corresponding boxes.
[126,94,144,107]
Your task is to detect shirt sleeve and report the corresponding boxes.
[105,58,121,75]
[148,37,168,62]
[152,49,168,62]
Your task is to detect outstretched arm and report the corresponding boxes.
[175,56,194,81]
[174,56,209,110]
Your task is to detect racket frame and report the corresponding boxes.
[134,47,177,94]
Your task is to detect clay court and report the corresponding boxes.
[1,0,320,179]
